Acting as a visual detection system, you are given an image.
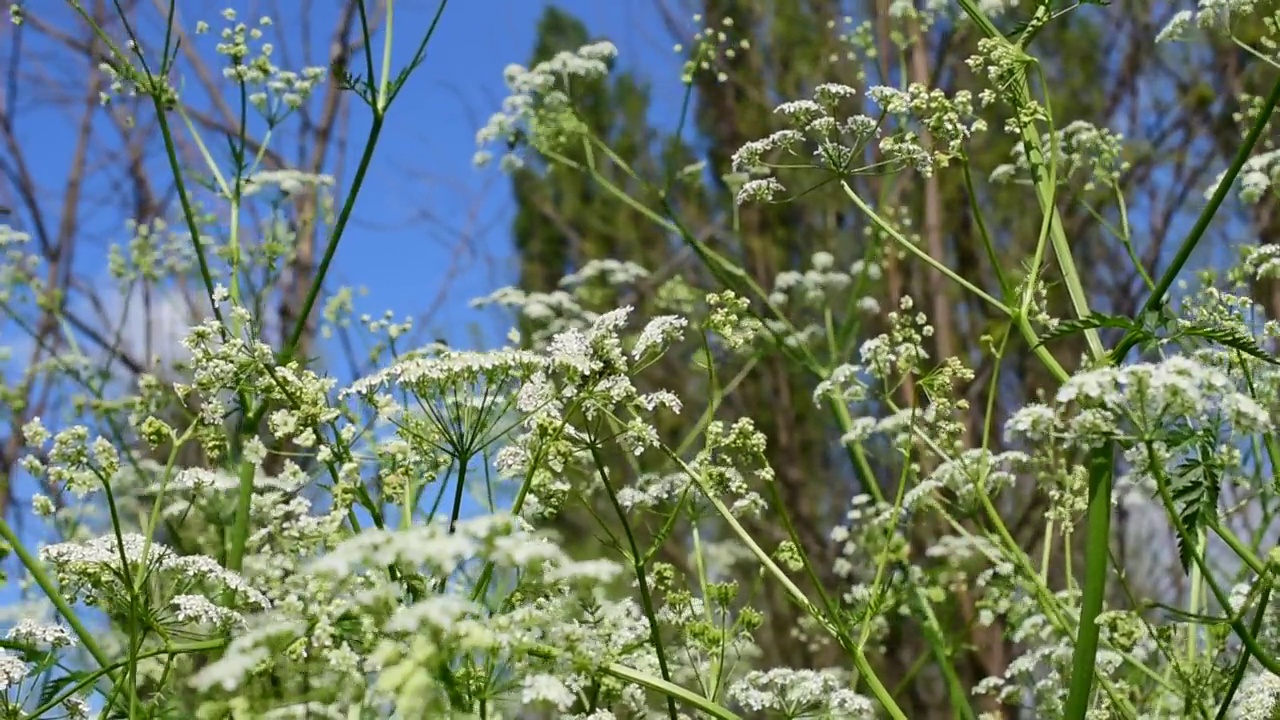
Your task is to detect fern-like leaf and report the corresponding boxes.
[1035,313,1140,347]
[1174,322,1279,365]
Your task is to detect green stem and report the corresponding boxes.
[1186,527,1206,662]
[280,116,384,363]
[226,458,257,572]
[604,660,741,720]
[840,181,1009,315]
[1062,443,1113,720]
[589,443,678,720]
[152,103,227,330]
[447,456,468,534]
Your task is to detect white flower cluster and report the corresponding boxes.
[5,618,76,649]
[474,41,619,170]
[705,290,764,352]
[1203,149,1280,204]
[177,315,345,457]
[1241,243,1280,281]
[1232,670,1280,720]
[1007,355,1270,449]
[732,79,985,197]
[471,259,655,346]
[241,169,336,199]
[769,251,881,308]
[990,120,1130,191]
[1157,0,1264,43]
[692,418,771,516]
[676,13,751,85]
[346,347,542,400]
[927,448,1028,505]
[0,650,28,692]
[20,419,118,497]
[867,84,986,175]
[189,514,684,718]
[728,667,875,718]
[731,83,881,203]
[559,258,651,288]
[859,295,934,381]
[39,533,267,615]
[106,216,198,283]
[205,11,327,114]
[830,494,910,600]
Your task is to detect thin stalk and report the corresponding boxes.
[279,115,385,361]
[1024,66,1105,359]
[1212,520,1268,578]
[152,104,228,329]
[690,525,725,701]
[657,446,908,720]
[447,457,468,534]
[377,0,396,110]
[1062,443,1114,719]
[603,660,741,720]
[840,181,1009,314]
[589,443,678,720]
[226,458,257,571]
[1186,527,1206,662]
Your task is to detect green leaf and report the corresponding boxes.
[1168,434,1223,574]
[37,671,91,709]
[1034,313,1140,347]
[1173,322,1279,365]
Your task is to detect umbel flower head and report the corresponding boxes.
[39,534,267,622]
[1006,354,1271,449]
[345,346,544,461]
[474,40,619,170]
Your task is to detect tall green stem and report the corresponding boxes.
[1062,443,1113,719]
[589,443,678,720]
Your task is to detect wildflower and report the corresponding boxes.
[5,619,76,649]
[0,650,28,691]
[1234,670,1280,719]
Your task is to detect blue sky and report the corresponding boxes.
[322,0,688,343]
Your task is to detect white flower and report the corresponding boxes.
[5,618,76,649]
[730,668,875,718]
[171,594,243,627]
[631,315,688,359]
[736,177,786,204]
[521,673,576,710]
[0,650,29,691]
[1233,670,1280,720]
